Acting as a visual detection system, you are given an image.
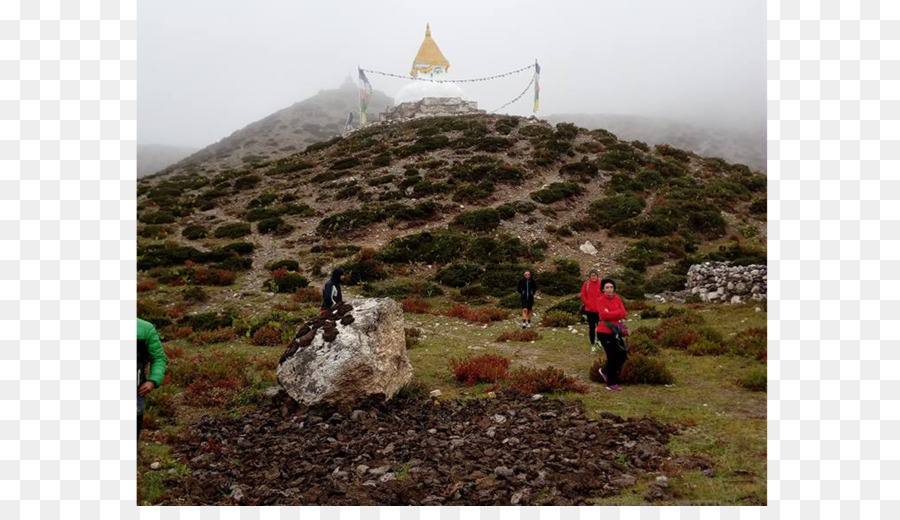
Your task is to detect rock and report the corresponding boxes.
[429,389,442,398]
[579,241,598,255]
[369,465,391,475]
[350,410,366,421]
[494,466,514,478]
[531,394,543,401]
[612,474,636,488]
[264,386,281,397]
[493,414,507,424]
[356,464,369,475]
[485,391,497,398]
[229,484,245,503]
[150,462,161,470]
[277,298,413,408]
[731,295,742,304]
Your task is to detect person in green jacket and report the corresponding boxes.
[137,318,167,440]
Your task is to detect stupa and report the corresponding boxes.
[382,24,484,121]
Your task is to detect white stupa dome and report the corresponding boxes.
[395,80,466,104]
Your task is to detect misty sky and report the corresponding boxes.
[139,0,764,148]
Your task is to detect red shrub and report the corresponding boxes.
[496,329,540,342]
[293,287,320,303]
[193,268,236,286]
[190,327,235,346]
[275,302,302,312]
[251,326,283,346]
[730,327,767,362]
[444,304,508,324]
[507,366,588,396]
[402,297,431,314]
[449,354,511,386]
[166,305,187,320]
[137,280,157,292]
[164,344,185,359]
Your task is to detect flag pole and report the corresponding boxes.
[357,66,362,128]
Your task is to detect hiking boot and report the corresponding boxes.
[521,323,527,329]
[610,384,623,391]
[598,367,608,383]
[605,386,614,391]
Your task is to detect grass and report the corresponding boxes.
[138,284,766,506]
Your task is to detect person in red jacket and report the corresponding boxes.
[595,278,628,391]
[581,269,603,351]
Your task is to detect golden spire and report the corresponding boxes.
[410,23,450,77]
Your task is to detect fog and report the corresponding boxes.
[139,0,764,149]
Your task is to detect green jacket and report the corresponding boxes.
[137,318,167,388]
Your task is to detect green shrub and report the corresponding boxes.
[618,355,674,385]
[234,175,261,190]
[453,181,495,203]
[559,159,599,182]
[179,311,236,332]
[379,230,469,264]
[214,223,252,239]
[540,310,578,327]
[181,225,207,240]
[480,264,530,297]
[687,339,729,356]
[547,296,582,316]
[245,207,282,221]
[330,156,361,170]
[138,225,171,239]
[267,159,314,176]
[139,211,176,224]
[367,174,395,186]
[644,271,687,293]
[530,182,583,204]
[654,144,692,163]
[749,198,766,215]
[396,378,428,400]
[363,280,444,299]
[616,268,647,300]
[263,271,309,293]
[266,259,300,272]
[589,194,646,228]
[316,208,384,237]
[436,263,483,287]
[452,208,501,233]
[464,235,546,265]
[496,203,517,220]
[257,217,292,235]
[247,193,278,208]
[736,366,767,391]
[538,259,582,296]
[475,136,512,152]
[341,250,389,285]
[372,152,392,167]
[499,292,524,309]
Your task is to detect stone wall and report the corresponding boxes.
[687,262,767,304]
[380,97,484,121]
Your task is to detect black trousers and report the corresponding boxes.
[598,333,627,385]
[586,312,600,344]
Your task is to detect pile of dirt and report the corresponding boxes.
[168,394,693,505]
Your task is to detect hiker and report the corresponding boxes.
[595,278,628,391]
[517,270,538,329]
[137,318,167,440]
[581,269,603,351]
[321,268,344,316]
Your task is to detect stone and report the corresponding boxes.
[579,241,598,255]
[485,391,497,398]
[494,465,514,478]
[369,465,391,475]
[531,394,543,401]
[731,295,742,304]
[429,389,442,398]
[356,465,370,475]
[493,414,507,424]
[150,462,161,470]
[277,298,413,408]
[350,410,367,421]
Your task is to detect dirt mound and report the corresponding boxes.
[169,394,682,505]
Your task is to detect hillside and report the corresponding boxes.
[151,79,392,179]
[545,113,766,173]
[138,144,198,178]
[138,113,766,309]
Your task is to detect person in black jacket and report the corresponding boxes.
[321,268,344,315]
[517,270,538,329]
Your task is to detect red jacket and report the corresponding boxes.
[595,294,627,334]
[581,280,603,313]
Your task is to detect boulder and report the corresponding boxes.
[579,241,598,255]
[277,298,413,408]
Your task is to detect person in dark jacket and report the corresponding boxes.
[321,268,344,315]
[595,278,628,391]
[137,318,167,441]
[517,270,538,329]
[581,269,602,351]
